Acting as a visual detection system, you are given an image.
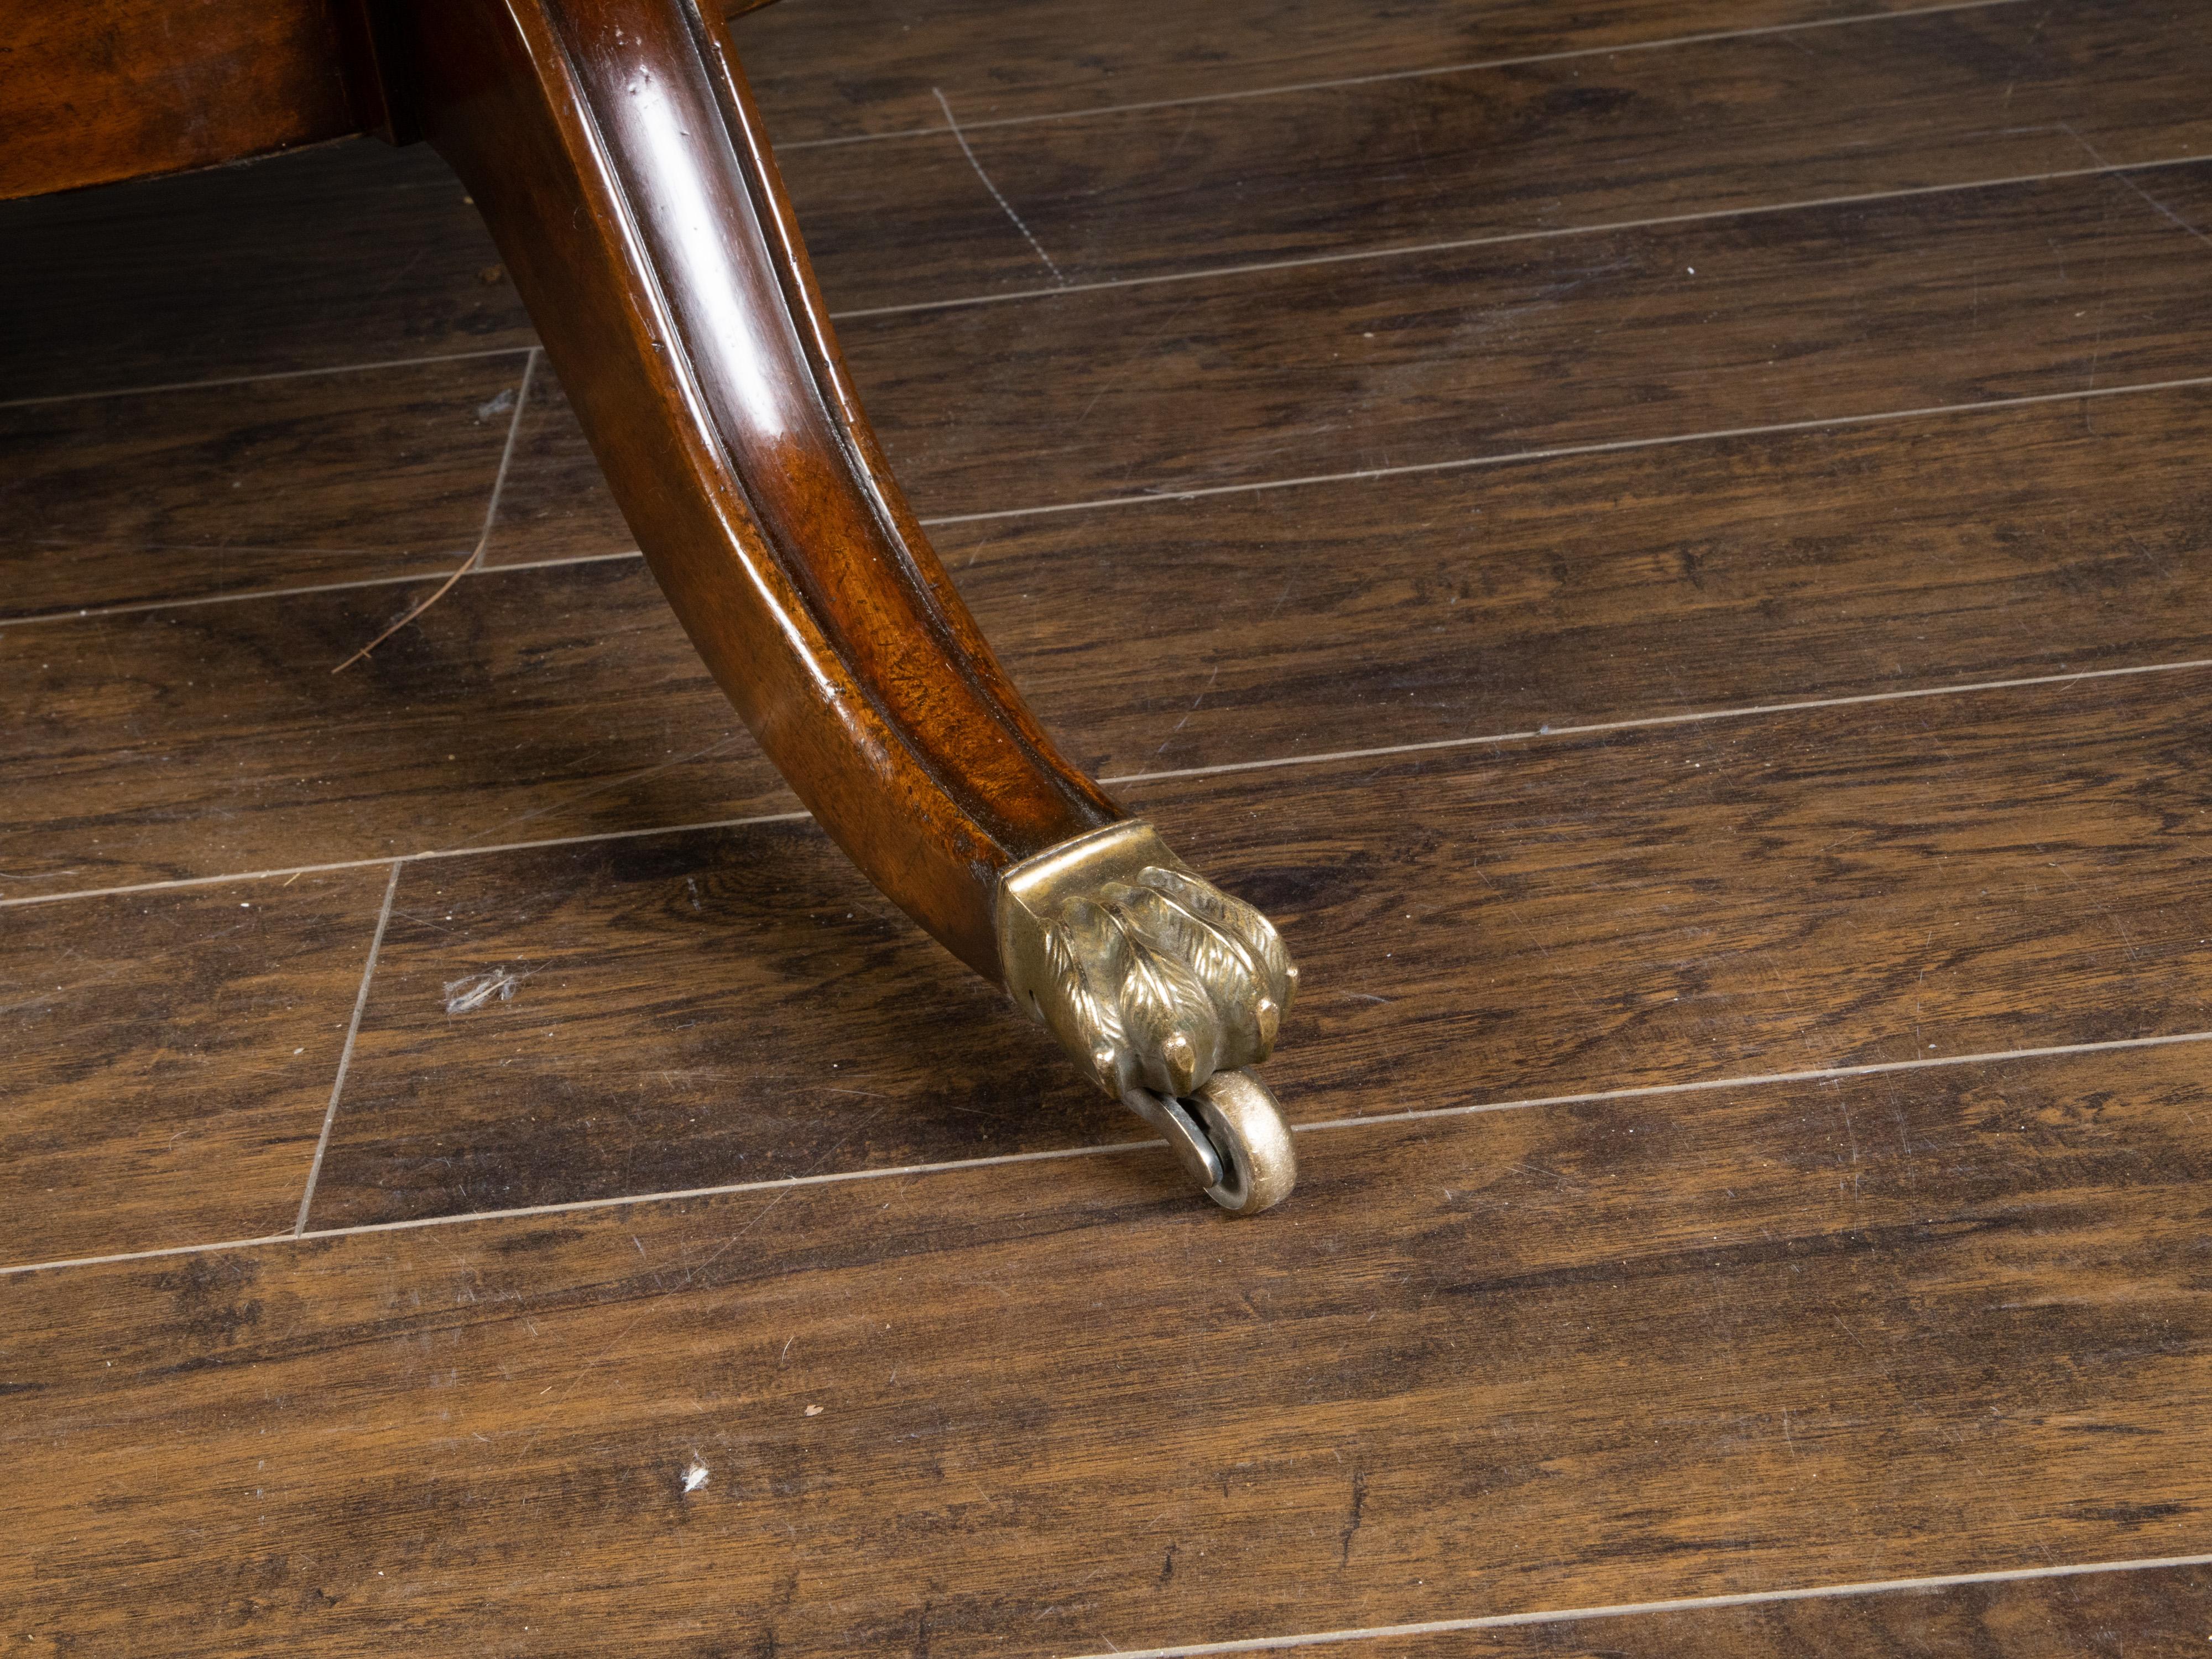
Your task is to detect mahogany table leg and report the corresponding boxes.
[382,0,1299,1209]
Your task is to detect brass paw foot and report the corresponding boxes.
[997,821,1299,1213]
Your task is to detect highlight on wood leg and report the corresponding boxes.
[381,0,1303,1208]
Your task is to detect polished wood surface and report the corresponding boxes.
[0,870,390,1263]
[0,0,359,199]
[5,1041,2210,1649]
[731,0,1960,142]
[1327,1564,2212,1656]
[12,372,2212,899]
[743,0,2212,310]
[6,0,2212,1650]
[826,169,2212,517]
[399,0,1119,976]
[0,140,527,403]
[297,666,2212,1227]
[0,353,522,614]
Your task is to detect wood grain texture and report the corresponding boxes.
[1327,1564,2212,1656]
[727,0,1961,143]
[0,355,525,615]
[14,379,2212,899]
[0,140,524,404]
[933,384,2212,776]
[403,0,1122,979]
[0,561,780,899]
[487,166,2212,530]
[763,0,2212,310]
[307,666,2212,1227]
[770,129,1065,311]
[0,0,358,199]
[0,869,390,1266]
[11,4,2203,409]
[2132,155,2212,232]
[8,1039,2210,1652]
[479,370,2212,778]
[307,815,1117,1227]
[18,2,2209,409]
[854,168,2212,516]
[967,0,2212,286]
[473,364,634,560]
[6,0,2211,1648]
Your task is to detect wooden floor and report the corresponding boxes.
[6,0,2212,1650]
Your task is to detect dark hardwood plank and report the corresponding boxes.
[0,142,526,404]
[0,0,357,199]
[307,666,2212,1226]
[937,384,2212,776]
[846,168,2212,514]
[2132,155,2212,233]
[771,130,1070,311]
[8,1040,2210,1652]
[0,868,391,1266]
[730,0,1965,143]
[0,356,526,615]
[1331,1564,2212,1656]
[13,6,2201,406]
[18,2,2206,408]
[14,380,2212,899]
[309,813,1101,1227]
[484,370,2212,770]
[970,0,2212,286]
[0,560,783,900]
[492,168,2212,529]
[476,366,634,560]
[767,0,2212,309]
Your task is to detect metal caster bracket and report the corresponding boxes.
[996,821,1300,1213]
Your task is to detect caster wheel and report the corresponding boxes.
[1123,1068,1296,1215]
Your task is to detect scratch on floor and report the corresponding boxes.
[2058,122,2212,248]
[444,967,524,1015]
[933,86,1067,285]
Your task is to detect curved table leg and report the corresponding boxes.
[385,0,1300,1209]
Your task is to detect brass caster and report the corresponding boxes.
[1122,1068,1297,1215]
[997,819,1302,1214]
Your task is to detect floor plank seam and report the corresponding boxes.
[11,148,2207,417]
[0,810,818,910]
[1104,655,2212,786]
[8,653,2211,913]
[2054,119,2212,248]
[828,153,2212,324]
[10,1026,2210,1281]
[0,549,641,630]
[919,371,2212,526]
[0,343,535,413]
[1295,1029,2212,1138]
[768,0,2037,153]
[1058,1552,2212,1659]
[290,861,402,1236]
[10,368,2212,633]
